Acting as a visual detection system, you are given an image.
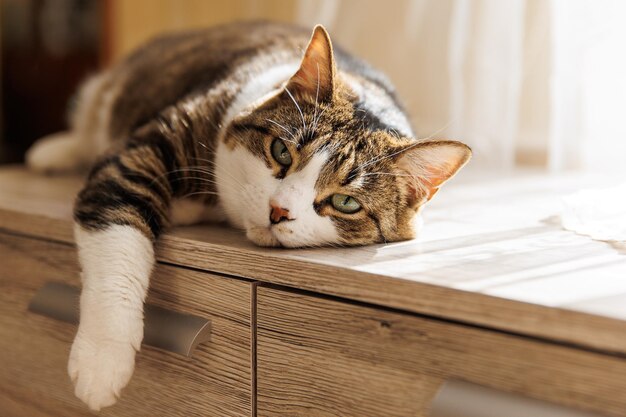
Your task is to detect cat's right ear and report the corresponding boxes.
[394,140,472,206]
[285,25,336,102]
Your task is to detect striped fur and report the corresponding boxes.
[66,22,469,246]
[27,21,471,410]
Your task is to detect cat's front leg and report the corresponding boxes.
[67,100,213,409]
[69,224,154,411]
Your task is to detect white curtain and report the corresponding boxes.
[295,0,626,172]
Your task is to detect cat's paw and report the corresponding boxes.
[26,132,87,173]
[68,332,137,411]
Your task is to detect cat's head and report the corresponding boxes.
[217,25,471,248]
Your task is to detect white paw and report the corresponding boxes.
[26,132,88,173]
[68,331,137,411]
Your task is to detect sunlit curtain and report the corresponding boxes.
[296,0,626,172]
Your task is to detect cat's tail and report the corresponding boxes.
[25,131,96,173]
[26,72,111,174]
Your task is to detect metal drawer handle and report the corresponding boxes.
[28,282,211,358]
[430,380,607,417]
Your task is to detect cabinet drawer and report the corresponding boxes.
[257,287,626,417]
[0,232,253,417]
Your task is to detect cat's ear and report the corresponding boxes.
[285,25,336,101]
[394,140,471,206]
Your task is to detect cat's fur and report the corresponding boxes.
[26,21,470,410]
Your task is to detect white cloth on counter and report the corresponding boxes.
[560,182,626,244]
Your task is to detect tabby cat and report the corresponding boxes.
[26,21,470,410]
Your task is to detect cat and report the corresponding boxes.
[26,21,471,410]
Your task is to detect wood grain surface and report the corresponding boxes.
[256,286,626,417]
[0,232,253,417]
[1,166,625,355]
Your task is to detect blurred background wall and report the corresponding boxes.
[2,0,625,173]
[1,0,101,163]
[109,0,296,62]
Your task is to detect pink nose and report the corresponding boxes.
[270,203,292,224]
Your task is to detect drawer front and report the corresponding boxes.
[257,287,626,417]
[0,232,253,417]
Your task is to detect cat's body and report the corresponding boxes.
[27,21,470,410]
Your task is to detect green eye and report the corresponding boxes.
[271,139,292,166]
[331,194,361,214]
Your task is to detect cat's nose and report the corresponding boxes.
[269,203,293,224]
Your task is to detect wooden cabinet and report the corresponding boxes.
[1,168,626,417]
[256,287,626,417]
[0,233,253,417]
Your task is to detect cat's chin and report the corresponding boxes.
[246,226,282,247]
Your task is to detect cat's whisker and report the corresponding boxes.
[417,119,452,142]
[172,176,244,195]
[214,171,248,193]
[350,120,453,174]
[171,175,214,183]
[144,165,240,195]
[213,175,247,194]
[198,141,213,151]
[188,158,248,191]
[186,158,221,170]
[353,141,405,170]
[182,169,247,197]
[266,118,296,140]
[223,123,268,145]
[312,107,327,134]
[143,167,208,190]
[159,166,212,176]
[178,190,220,199]
[174,175,242,191]
[278,136,298,146]
[360,172,413,178]
[284,87,307,133]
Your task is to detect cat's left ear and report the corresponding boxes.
[394,140,472,206]
[285,25,336,101]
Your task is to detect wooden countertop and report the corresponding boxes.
[1,166,625,356]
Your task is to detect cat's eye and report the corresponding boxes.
[331,194,361,214]
[271,138,292,166]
